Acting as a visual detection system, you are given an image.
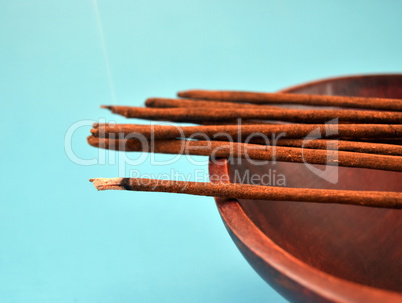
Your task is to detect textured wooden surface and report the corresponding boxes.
[210,75,402,303]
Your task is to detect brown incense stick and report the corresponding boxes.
[91,123,402,140]
[90,178,402,209]
[91,123,402,155]
[178,89,402,111]
[87,136,402,172]
[101,106,402,124]
[273,139,402,156]
[358,138,402,145]
[145,97,278,109]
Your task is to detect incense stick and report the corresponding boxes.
[91,123,402,155]
[90,178,402,209]
[145,97,277,109]
[273,139,402,156]
[101,106,402,124]
[91,123,402,140]
[178,89,402,111]
[87,136,402,172]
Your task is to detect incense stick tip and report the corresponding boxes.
[177,91,189,98]
[145,98,157,107]
[87,135,97,145]
[90,177,126,191]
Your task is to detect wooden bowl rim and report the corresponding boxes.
[210,74,402,302]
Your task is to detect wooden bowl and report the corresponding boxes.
[208,75,402,303]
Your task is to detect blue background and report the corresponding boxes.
[1,1,402,302]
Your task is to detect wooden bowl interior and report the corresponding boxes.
[227,75,402,293]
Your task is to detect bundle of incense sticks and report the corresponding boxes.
[88,89,402,209]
